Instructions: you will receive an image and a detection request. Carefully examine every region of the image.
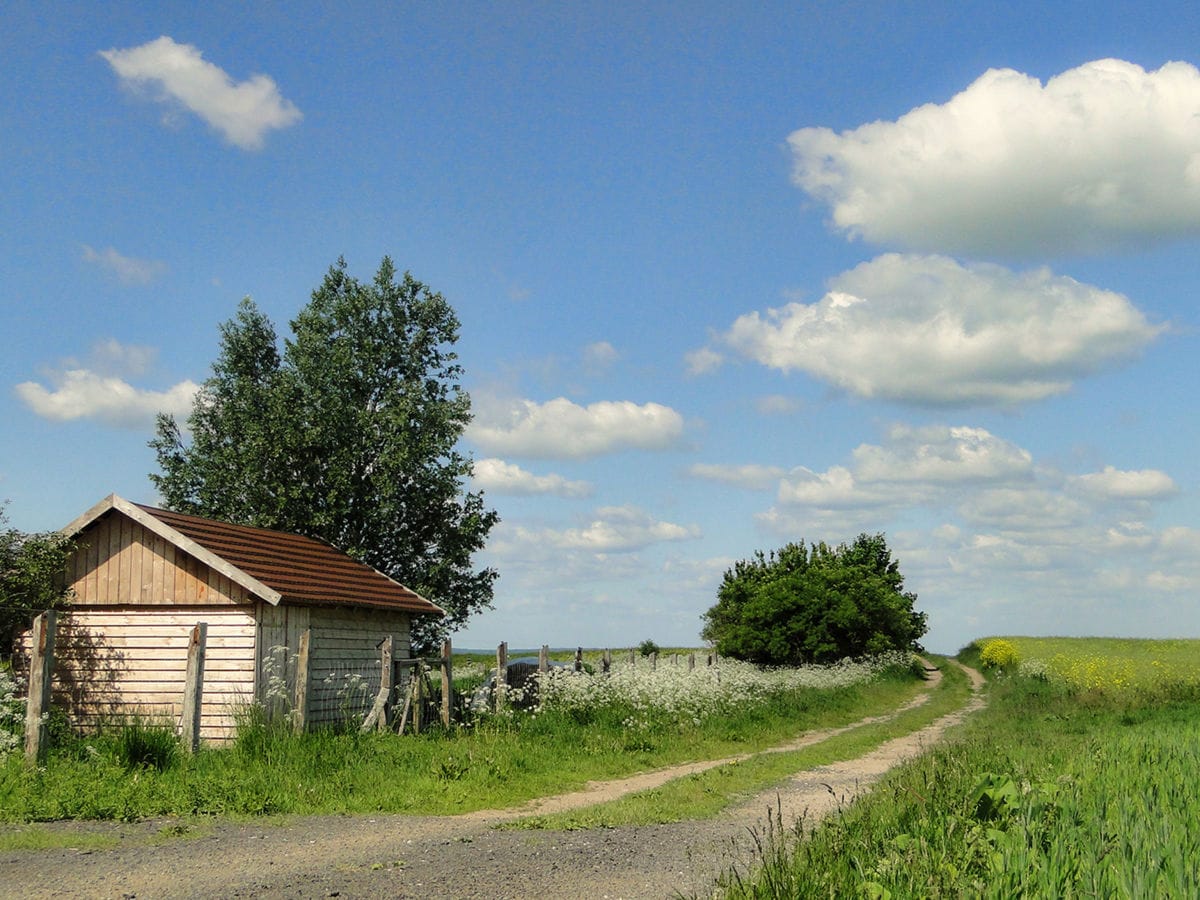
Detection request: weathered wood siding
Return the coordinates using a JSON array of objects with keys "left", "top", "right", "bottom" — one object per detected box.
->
[
  {"left": 43, "top": 607, "right": 256, "bottom": 743},
  {"left": 68, "top": 511, "right": 250, "bottom": 606},
  {"left": 306, "top": 606, "right": 412, "bottom": 727}
]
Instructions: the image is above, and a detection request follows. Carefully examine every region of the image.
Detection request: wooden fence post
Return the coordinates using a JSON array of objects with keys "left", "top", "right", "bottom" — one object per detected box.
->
[
  {"left": 180, "top": 622, "right": 207, "bottom": 753},
  {"left": 649, "top": 651, "right": 657, "bottom": 671},
  {"left": 413, "top": 660, "right": 425, "bottom": 734},
  {"left": 602, "top": 649, "right": 611, "bottom": 675},
  {"left": 628, "top": 648, "right": 636, "bottom": 666},
  {"left": 24, "top": 610, "right": 57, "bottom": 766},
  {"left": 539, "top": 644, "right": 549, "bottom": 673},
  {"left": 441, "top": 639, "right": 453, "bottom": 728},
  {"left": 688, "top": 652, "right": 696, "bottom": 671},
  {"left": 292, "top": 629, "right": 310, "bottom": 735},
  {"left": 360, "top": 635, "right": 394, "bottom": 733},
  {"left": 574, "top": 647, "right": 583, "bottom": 672},
  {"left": 495, "top": 642, "right": 508, "bottom": 713}
]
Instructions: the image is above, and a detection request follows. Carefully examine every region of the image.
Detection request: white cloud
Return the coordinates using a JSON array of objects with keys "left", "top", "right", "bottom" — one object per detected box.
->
[
  {"left": 582, "top": 341, "right": 619, "bottom": 375},
  {"left": 469, "top": 396, "right": 685, "bottom": 459},
  {"left": 100, "top": 36, "right": 301, "bottom": 150},
  {"left": 81, "top": 245, "right": 166, "bottom": 285},
  {"left": 687, "top": 462, "right": 785, "bottom": 490},
  {"left": 492, "top": 506, "right": 700, "bottom": 556},
  {"left": 852, "top": 424, "right": 1033, "bottom": 483},
  {"left": 790, "top": 58, "right": 1200, "bottom": 256},
  {"left": 776, "top": 464, "right": 924, "bottom": 511},
  {"left": 684, "top": 347, "right": 724, "bottom": 376},
  {"left": 555, "top": 506, "right": 701, "bottom": 552},
  {"left": 472, "top": 458, "right": 592, "bottom": 498},
  {"left": 959, "top": 487, "right": 1093, "bottom": 531},
  {"left": 15, "top": 370, "right": 198, "bottom": 429},
  {"left": 721, "top": 254, "right": 1163, "bottom": 407},
  {"left": 1071, "top": 466, "right": 1178, "bottom": 500}
]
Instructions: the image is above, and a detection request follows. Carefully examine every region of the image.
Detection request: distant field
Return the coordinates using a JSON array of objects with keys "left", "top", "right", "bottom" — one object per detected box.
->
[{"left": 984, "top": 635, "right": 1200, "bottom": 692}]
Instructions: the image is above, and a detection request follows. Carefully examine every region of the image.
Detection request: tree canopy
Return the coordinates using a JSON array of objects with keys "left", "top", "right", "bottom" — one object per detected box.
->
[
  {"left": 1, "top": 504, "right": 74, "bottom": 660},
  {"left": 150, "top": 257, "right": 498, "bottom": 650},
  {"left": 701, "top": 534, "right": 927, "bottom": 665}
]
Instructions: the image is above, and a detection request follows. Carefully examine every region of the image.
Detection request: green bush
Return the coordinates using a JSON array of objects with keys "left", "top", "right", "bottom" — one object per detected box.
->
[{"left": 702, "top": 534, "right": 927, "bottom": 665}]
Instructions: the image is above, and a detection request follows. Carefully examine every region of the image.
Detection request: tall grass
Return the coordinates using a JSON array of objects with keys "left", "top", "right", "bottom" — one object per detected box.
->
[
  {"left": 721, "top": 642, "right": 1200, "bottom": 898},
  {"left": 0, "top": 653, "right": 922, "bottom": 822}
]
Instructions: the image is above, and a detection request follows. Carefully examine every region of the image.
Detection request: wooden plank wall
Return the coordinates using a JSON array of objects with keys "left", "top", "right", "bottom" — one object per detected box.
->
[
  {"left": 68, "top": 511, "right": 249, "bottom": 606},
  {"left": 45, "top": 608, "right": 256, "bottom": 743},
  {"left": 255, "top": 603, "right": 311, "bottom": 716},
  {"left": 305, "top": 607, "right": 412, "bottom": 728}
]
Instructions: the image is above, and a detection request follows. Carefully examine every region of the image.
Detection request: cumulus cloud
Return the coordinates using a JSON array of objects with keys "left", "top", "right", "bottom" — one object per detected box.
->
[
  {"left": 851, "top": 424, "right": 1033, "bottom": 483},
  {"left": 767, "top": 424, "right": 1032, "bottom": 520},
  {"left": 15, "top": 340, "right": 197, "bottom": 429},
  {"left": 469, "top": 396, "right": 685, "bottom": 459},
  {"left": 493, "top": 506, "right": 700, "bottom": 555},
  {"left": 554, "top": 506, "right": 701, "bottom": 552},
  {"left": 100, "top": 36, "right": 301, "bottom": 150},
  {"left": 472, "top": 458, "right": 592, "bottom": 498},
  {"left": 15, "top": 370, "right": 198, "bottom": 429},
  {"left": 82, "top": 245, "right": 166, "bottom": 285},
  {"left": 718, "top": 254, "right": 1163, "bottom": 406},
  {"left": 1071, "top": 465, "right": 1178, "bottom": 500},
  {"left": 790, "top": 58, "right": 1200, "bottom": 256},
  {"left": 757, "top": 423, "right": 1182, "bottom": 548},
  {"left": 687, "top": 462, "right": 785, "bottom": 490}
]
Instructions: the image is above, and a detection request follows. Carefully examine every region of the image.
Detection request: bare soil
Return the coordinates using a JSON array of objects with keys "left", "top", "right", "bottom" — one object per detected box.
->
[{"left": 0, "top": 662, "right": 985, "bottom": 900}]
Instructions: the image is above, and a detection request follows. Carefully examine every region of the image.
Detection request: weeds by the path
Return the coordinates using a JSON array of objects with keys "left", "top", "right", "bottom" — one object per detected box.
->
[{"left": 506, "top": 658, "right": 969, "bottom": 829}]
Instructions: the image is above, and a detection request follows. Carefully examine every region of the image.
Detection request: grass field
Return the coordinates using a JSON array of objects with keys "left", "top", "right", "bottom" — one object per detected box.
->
[
  {"left": 722, "top": 637, "right": 1200, "bottom": 898},
  {"left": 982, "top": 635, "right": 1200, "bottom": 694}
]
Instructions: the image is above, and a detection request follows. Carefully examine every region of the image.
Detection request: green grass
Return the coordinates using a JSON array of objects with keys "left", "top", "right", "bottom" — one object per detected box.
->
[
  {"left": 721, "top": 639, "right": 1200, "bottom": 899},
  {"left": 508, "top": 658, "right": 968, "bottom": 830},
  {"left": 0, "top": 659, "right": 925, "bottom": 823}
]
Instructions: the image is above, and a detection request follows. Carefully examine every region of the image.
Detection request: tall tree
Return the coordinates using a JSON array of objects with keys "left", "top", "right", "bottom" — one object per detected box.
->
[
  {"left": 151, "top": 257, "right": 498, "bottom": 649},
  {"left": 701, "top": 534, "right": 927, "bottom": 665}
]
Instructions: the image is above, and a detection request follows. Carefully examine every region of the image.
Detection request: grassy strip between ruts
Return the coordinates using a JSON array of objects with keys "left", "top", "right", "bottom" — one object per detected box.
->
[
  {"left": 718, "top": 643, "right": 1200, "bottom": 899},
  {"left": 503, "top": 657, "right": 969, "bottom": 830},
  {"left": 0, "top": 658, "right": 925, "bottom": 823}
]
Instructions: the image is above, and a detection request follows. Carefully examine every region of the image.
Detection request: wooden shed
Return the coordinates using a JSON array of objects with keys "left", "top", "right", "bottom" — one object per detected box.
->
[{"left": 38, "top": 494, "right": 443, "bottom": 743}]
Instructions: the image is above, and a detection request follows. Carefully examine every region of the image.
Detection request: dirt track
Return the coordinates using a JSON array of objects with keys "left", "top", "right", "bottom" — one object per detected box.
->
[{"left": 0, "top": 662, "right": 985, "bottom": 899}]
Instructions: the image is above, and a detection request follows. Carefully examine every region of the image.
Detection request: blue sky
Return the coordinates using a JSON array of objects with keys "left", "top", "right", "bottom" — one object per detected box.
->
[{"left": 4, "top": 2, "right": 1200, "bottom": 653}]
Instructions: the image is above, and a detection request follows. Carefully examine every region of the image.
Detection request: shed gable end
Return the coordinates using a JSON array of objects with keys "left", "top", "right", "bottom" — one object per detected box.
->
[{"left": 68, "top": 510, "right": 252, "bottom": 607}]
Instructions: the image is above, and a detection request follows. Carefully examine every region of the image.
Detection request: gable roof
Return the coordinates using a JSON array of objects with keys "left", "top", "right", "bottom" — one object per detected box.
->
[{"left": 64, "top": 495, "right": 444, "bottom": 616}]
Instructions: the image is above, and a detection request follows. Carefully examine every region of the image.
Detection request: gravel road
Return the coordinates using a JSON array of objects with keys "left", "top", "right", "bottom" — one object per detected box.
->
[{"left": 0, "top": 662, "right": 984, "bottom": 900}]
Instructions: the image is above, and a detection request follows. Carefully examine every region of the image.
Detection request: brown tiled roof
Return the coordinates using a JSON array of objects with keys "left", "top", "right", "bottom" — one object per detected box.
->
[{"left": 136, "top": 504, "right": 443, "bottom": 616}]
